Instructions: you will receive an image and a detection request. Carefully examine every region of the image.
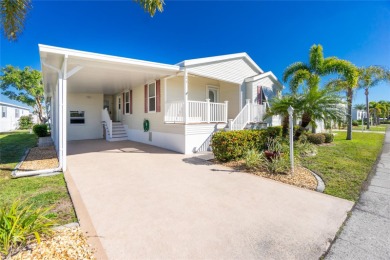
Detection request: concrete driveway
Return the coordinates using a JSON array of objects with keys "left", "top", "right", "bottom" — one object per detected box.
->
[{"left": 66, "top": 139, "right": 353, "bottom": 259}]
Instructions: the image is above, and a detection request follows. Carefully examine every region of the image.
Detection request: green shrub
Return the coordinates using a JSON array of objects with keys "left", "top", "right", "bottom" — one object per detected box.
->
[
  {"left": 352, "top": 120, "right": 359, "bottom": 126},
  {"left": 261, "top": 152, "right": 291, "bottom": 174},
  {"left": 32, "top": 124, "right": 48, "bottom": 137},
  {"left": 0, "top": 200, "right": 56, "bottom": 257},
  {"left": 244, "top": 149, "right": 262, "bottom": 170},
  {"left": 307, "top": 133, "right": 325, "bottom": 144},
  {"left": 295, "top": 141, "right": 318, "bottom": 157},
  {"left": 18, "top": 115, "right": 33, "bottom": 130},
  {"left": 264, "top": 126, "right": 282, "bottom": 138},
  {"left": 322, "top": 133, "right": 334, "bottom": 143},
  {"left": 212, "top": 130, "right": 265, "bottom": 161}
]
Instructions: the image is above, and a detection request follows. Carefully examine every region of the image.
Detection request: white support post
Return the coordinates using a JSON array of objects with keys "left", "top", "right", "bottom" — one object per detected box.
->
[
  {"left": 229, "top": 119, "right": 233, "bottom": 130},
  {"left": 206, "top": 99, "right": 210, "bottom": 123},
  {"left": 61, "top": 55, "right": 68, "bottom": 171},
  {"left": 224, "top": 101, "right": 228, "bottom": 123},
  {"left": 58, "top": 76, "right": 63, "bottom": 173},
  {"left": 246, "top": 99, "right": 250, "bottom": 121},
  {"left": 184, "top": 69, "right": 188, "bottom": 124},
  {"left": 62, "top": 78, "right": 67, "bottom": 171}
]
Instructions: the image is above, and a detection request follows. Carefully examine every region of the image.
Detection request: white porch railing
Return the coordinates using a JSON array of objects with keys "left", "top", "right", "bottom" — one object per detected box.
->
[
  {"left": 228, "top": 100, "right": 265, "bottom": 130},
  {"left": 101, "top": 108, "right": 112, "bottom": 139},
  {"left": 165, "top": 100, "right": 228, "bottom": 123}
]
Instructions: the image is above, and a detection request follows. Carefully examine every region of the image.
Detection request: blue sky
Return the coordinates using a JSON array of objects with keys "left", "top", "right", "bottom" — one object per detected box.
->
[{"left": 1, "top": 0, "right": 389, "bottom": 108}]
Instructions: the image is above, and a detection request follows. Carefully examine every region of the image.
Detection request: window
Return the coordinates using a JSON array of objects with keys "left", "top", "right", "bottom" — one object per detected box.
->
[
  {"left": 2, "top": 107, "right": 6, "bottom": 118},
  {"left": 15, "top": 109, "right": 20, "bottom": 118},
  {"left": 125, "top": 91, "right": 130, "bottom": 114},
  {"left": 70, "top": 111, "right": 85, "bottom": 124},
  {"left": 148, "top": 82, "right": 156, "bottom": 112}
]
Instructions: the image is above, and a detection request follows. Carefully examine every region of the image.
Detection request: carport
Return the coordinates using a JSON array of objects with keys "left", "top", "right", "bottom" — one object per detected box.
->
[{"left": 65, "top": 139, "right": 353, "bottom": 259}]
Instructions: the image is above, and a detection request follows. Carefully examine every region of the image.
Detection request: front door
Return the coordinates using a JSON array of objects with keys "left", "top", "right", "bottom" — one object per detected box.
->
[
  {"left": 116, "top": 95, "right": 122, "bottom": 122},
  {"left": 207, "top": 86, "right": 219, "bottom": 103}
]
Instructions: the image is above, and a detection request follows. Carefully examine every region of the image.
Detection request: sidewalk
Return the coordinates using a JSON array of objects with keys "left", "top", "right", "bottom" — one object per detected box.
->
[{"left": 326, "top": 128, "right": 390, "bottom": 259}]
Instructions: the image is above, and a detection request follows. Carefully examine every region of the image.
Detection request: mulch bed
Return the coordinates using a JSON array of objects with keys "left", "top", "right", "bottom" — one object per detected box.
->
[
  {"left": 12, "top": 227, "right": 95, "bottom": 260},
  {"left": 19, "top": 146, "right": 59, "bottom": 171},
  {"left": 222, "top": 160, "right": 318, "bottom": 190}
]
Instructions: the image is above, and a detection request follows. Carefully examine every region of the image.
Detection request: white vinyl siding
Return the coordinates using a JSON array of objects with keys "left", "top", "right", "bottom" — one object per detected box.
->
[{"left": 187, "top": 58, "right": 258, "bottom": 84}]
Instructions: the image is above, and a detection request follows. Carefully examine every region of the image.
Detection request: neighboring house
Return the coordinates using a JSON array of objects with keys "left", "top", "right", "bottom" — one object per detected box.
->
[
  {"left": 39, "top": 45, "right": 283, "bottom": 170},
  {"left": 352, "top": 109, "right": 366, "bottom": 121},
  {"left": 0, "top": 102, "right": 31, "bottom": 132}
]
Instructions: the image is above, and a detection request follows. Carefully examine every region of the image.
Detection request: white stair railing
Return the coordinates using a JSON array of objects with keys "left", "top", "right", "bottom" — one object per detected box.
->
[
  {"left": 101, "top": 108, "right": 112, "bottom": 139},
  {"left": 228, "top": 100, "right": 265, "bottom": 131}
]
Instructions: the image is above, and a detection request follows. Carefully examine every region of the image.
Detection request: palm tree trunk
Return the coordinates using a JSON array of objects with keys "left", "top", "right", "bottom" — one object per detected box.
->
[
  {"left": 346, "top": 88, "right": 353, "bottom": 140},
  {"left": 282, "top": 114, "right": 289, "bottom": 137},
  {"left": 365, "top": 88, "right": 370, "bottom": 129},
  {"left": 294, "top": 111, "right": 311, "bottom": 140}
]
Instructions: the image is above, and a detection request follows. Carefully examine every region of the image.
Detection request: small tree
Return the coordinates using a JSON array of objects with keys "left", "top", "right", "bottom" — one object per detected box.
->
[
  {"left": 18, "top": 115, "right": 33, "bottom": 129},
  {"left": 0, "top": 65, "right": 45, "bottom": 123}
]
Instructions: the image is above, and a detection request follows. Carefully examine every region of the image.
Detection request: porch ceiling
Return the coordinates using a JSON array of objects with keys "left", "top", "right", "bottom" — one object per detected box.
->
[{"left": 39, "top": 45, "right": 180, "bottom": 95}]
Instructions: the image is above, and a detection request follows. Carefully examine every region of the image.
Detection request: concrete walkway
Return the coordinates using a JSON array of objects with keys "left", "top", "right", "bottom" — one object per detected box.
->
[
  {"left": 326, "top": 128, "right": 390, "bottom": 259},
  {"left": 66, "top": 139, "right": 353, "bottom": 259}
]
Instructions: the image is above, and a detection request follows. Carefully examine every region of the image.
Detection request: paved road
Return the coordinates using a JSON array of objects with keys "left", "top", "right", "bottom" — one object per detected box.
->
[
  {"left": 326, "top": 128, "right": 390, "bottom": 259},
  {"left": 66, "top": 139, "right": 353, "bottom": 260}
]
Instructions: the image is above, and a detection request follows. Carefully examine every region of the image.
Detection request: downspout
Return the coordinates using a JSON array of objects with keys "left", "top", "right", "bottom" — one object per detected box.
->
[{"left": 13, "top": 59, "right": 66, "bottom": 178}]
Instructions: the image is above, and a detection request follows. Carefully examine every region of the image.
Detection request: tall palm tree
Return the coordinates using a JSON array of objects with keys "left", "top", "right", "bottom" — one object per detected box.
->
[
  {"left": 283, "top": 44, "right": 357, "bottom": 137},
  {"left": 358, "top": 66, "right": 390, "bottom": 129},
  {"left": 1, "top": 0, "right": 164, "bottom": 41}
]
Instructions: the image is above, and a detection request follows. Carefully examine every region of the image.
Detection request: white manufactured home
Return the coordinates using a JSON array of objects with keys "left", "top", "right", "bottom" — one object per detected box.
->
[
  {"left": 0, "top": 102, "right": 31, "bottom": 132},
  {"left": 39, "top": 45, "right": 283, "bottom": 170}
]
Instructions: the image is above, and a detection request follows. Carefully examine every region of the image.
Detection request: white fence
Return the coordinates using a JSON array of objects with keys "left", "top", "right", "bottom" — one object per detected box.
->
[{"left": 165, "top": 100, "right": 228, "bottom": 123}]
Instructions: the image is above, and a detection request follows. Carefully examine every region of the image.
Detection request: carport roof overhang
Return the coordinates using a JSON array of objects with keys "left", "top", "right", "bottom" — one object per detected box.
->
[{"left": 39, "top": 44, "right": 181, "bottom": 95}]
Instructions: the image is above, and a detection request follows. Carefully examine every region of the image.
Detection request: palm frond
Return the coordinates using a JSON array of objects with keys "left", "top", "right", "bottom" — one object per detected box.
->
[
  {"left": 288, "top": 70, "right": 311, "bottom": 94},
  {"left": 0, "top": 0, "right": 31, "bottom": 41},
  {"left": 309, "top": 44, "right": 324, "bottom": 72},
  {"left": 282, "top": 62, "right": 309, "bottom": 83},
  {"left": 134, "top": 0, "right": 164, "bottom": 17}
]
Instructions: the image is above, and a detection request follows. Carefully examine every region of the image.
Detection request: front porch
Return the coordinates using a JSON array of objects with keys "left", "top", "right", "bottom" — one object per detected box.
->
[{"left": 165, "top": 99, "right": 228, "bottom": 124}]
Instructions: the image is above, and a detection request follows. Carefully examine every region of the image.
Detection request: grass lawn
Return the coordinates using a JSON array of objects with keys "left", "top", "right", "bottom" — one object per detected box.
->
[
  {"left": 301, "top": 131, "right": 385, "bottom": 201},
  {"left": 352, "top": 124, "right": 388, "bottom": 132},
  {"left": 0, "top": 131, "right": 76, "bottom": 224}
]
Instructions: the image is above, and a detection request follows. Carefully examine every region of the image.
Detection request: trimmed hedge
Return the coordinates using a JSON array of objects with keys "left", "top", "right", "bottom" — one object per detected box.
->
[
  {"left": 306, "top": 133, "right": 325, "bottom": 144},
  {"left": 322, "top": 133, "right": 334, "bottom": 143},
  {"left": 33, "top": 124, "right": 48, "bottom": 137},
  {"left": 211, "top": 127, "right": 283, "bottom": 162},
  {"left": 264, "top": 126, "right": 282, "bottom": 138},
  {"left": 352, "top": 120, "right": 359, "bottom": 126}
]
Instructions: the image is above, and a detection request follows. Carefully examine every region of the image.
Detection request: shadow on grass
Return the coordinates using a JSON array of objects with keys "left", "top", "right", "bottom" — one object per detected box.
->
[{"left": 0, "top": 132, "right": 37, "bottom": 165}]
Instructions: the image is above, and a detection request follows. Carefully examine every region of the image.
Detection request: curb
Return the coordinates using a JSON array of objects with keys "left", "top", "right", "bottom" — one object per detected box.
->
[{"left": 304, "top": 167, "right": 325, "bottom": 192}]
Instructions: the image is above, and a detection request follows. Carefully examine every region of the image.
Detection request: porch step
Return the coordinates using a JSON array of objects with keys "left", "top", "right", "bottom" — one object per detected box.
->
[{"left": 107, "top": 122, "right": 129, "bottom": 141}]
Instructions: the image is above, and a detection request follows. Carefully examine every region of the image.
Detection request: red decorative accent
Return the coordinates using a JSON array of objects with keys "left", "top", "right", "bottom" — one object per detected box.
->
[
  {"left": 257, "top": 86, "right": 262, "bottom": 104},
  {"left": 130, "top": 90, "right": 133, "bottom": 114},
  {"left": 156, "top": 80, "right": 161, "bottom": 112},
  {"left": 144, "top": 84, "right": 148, "bottom": 113}
]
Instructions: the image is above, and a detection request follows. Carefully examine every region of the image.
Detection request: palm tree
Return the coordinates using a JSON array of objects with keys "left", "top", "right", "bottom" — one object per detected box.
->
[
  {"left": 283, "top": 44, "right": 357, "bottom": 137},
  {"left": 1, "top": 0, "right": 164, "bottom": 41},
  {"left": 369, "top": 101, "right": 385, "bottom": 125},
  {"left": 267, "top": 89, "right": 345, "bottom": 140},
  {"left": 354, "top": 104, "right": 365, "bottom": 110},
  {"left": 357, "top": 66, "right": 390, "bottom": 129}
]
